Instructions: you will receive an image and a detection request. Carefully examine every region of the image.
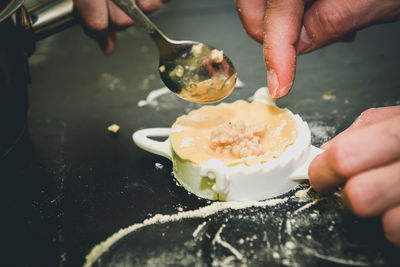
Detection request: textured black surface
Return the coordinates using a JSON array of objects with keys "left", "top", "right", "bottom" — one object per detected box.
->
[
  {"left": 1, "top": 0, "right": 400, "bottom": 266},
  {"left": 91, "top": 185, "right": 400, "bottom": 267}
]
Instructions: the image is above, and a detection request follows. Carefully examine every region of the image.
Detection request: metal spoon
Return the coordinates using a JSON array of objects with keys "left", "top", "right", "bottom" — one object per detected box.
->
[{"left": 111, "top": 0, "right": 237, "bottom": 104}]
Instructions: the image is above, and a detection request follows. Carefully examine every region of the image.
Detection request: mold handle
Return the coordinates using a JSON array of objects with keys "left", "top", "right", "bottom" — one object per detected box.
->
[
  {"left": 288, "top": 145, "right": 324, "bottom": 180},
  {"left": 132, "top": 128, "right": 172, "bottom": 160}
]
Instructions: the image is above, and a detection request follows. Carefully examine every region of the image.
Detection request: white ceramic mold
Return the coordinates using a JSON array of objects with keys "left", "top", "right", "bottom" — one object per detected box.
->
[{"left": 133, "top": 87, "right": 323, "bottom": 201}]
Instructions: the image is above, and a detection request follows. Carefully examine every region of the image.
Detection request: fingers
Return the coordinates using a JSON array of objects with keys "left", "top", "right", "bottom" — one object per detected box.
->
[
  {"left": 136, "top": 0, "right": 163, "bottom": 14},
  {"left": 342, "top": 161, "right": 400, "bottom": 218},
  {"left": 297, "top": 0, "right": 400, "bottom": 54},
  {"left": 263, "top": 0, "right": 306, "bottom": 98},
  {"left": 382, "top": 205, "right": 400, "bottom": 247},
  {"left": 349, "top": 106, "right": 400, "bottom": 131},
  {"left": 75, "top": 0, "right": 165, "bottom": 55},
  {"left": 322, "top": 106, "right": 400, "bottom": 149},
  {"left": 235, "top": 0, "right": 266, "bottom": 43},
  {"left": 74, "top": 0, "right": 110, "bottom": 51},
  {"left": 108, "top": 0, "right": 134, "bottom": 31},
  {"left": 74, "top": 0, "right": 117, "bottom": 54},
  {"left": 100, "top": 31, "right": 117, "bottom": 55},
  {"left": 309, "top": 115, "right": 400, "bottom": 193}
]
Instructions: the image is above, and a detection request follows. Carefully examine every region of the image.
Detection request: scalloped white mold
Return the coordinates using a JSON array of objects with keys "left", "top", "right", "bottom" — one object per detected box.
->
[{"left": 133, "top": 87, "right": 323, "bottom": 201}]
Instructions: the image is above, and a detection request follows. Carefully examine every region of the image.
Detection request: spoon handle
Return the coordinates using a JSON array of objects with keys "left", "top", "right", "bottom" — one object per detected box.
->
[{"left": 111, "top": 0, "right": 169, "bottom": 43}]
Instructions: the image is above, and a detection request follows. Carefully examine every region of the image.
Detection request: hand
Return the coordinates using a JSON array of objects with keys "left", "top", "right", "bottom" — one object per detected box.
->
[
  {"left": 308, "top": 106, "right": 400, "bottom": 247},
  {"left": 235, "top": 0, "right": 400, "bottom": 98},
  {"left": 74, "top": 0, "right": 167, "bottom": 55}
]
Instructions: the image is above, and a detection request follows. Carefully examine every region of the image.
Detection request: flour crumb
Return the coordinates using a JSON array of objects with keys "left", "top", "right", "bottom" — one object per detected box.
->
[
  {"left": 192, "top": 221, "right": 206, "bottom": 238},
  {"left": 295, "top": 189, "right": 307, "bottom": 199},
  {"left": 272, "top": 251, "right": 280, "bottom": 259},
  {"left": 137, "top": 100, "right": 148, "bottom": 107},
  {"left": 107, "top": 124, "right": 120, "bottom": 133},
  {"left": 322, "top": 89, "right": 336, "bottom": 101},
  {"left": 285, "top": 241, "right": 296, "bottom": 250},
  {"left": 155, "top": 163, "right": 164, "bottom": 170}
]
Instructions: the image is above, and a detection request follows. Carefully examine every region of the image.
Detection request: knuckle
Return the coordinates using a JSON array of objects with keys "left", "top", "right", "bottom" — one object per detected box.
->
[
  {"left": 329, "top": 141, "right": 351, "bottom": 176},
  {"left": 344, "top": 178, "right": 375, "bottom": 218},
  {"left": 137, "top": 0, "right": 162, "bottom": 14},
  {"left": 84, "top": 17, "right": 107, "bottom": 34},
  {"left": 352, "top": 108, "right": 377, "bottom": 127},
  {"left": 112, "top": 16, "right": 133, "bottom": 29},
  {"left": 358, "top": 108, "right": 377, "bottom": 121},
  {"left": 315, "top": 5, "right": 350, "bottom": 38},
  {"left": 388, "top": 126, "right": 400, "bottom": 147}
]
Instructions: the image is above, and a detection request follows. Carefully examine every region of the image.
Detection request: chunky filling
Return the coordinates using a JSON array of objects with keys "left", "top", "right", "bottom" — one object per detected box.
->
[{"left": 209, "top": 121, "right": 266, "bottom": 158}]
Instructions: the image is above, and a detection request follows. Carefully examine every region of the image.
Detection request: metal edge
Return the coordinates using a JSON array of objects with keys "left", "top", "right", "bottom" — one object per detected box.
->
[{"left": 0, "top": 0, "right": 24, "bottom": 23}]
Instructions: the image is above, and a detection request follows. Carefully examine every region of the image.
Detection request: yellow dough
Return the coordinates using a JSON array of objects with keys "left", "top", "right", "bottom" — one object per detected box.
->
[{"left": 170, "top": 100, "right": 298, "bottom": 166}]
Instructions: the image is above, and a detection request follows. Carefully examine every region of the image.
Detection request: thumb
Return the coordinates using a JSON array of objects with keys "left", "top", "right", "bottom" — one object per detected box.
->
[{"left": 296, "top": 0, "right": 400, "bottom": 54}]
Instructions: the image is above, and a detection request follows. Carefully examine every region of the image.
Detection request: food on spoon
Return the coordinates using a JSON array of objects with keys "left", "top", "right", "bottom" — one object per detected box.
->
[
  {"left": 191, "top": 43, "right": 204, "bottom": 57},
  {"left": 169, "top": 65, "right": 185, "bottom": 78},
  {"left": 210, "top": 49, "right": 224, "bottom": 63}
]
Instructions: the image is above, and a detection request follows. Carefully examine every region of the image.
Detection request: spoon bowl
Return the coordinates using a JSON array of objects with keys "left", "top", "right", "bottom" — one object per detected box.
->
[
  {"left": 112, "top": 0, "right": 236, "bottom": 103},
  {"left": 158, "top": 40, "right": 237, "bottom": 103}
]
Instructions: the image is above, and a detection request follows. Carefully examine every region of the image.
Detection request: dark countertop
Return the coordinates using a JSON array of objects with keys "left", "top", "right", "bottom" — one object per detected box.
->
[{"left": 1, "top": 0, "right": 400, "bottom": 266}]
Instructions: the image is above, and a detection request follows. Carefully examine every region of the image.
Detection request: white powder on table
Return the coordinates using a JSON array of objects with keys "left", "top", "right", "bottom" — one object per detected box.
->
[{"left": 83, "top": 197, "right": 288, "bottom": 267}]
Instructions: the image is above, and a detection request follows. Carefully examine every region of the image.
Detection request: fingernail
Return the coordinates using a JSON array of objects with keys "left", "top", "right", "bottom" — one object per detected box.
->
[
  {"left": 99, "top": 33, "right": 116, "bottom": 56},
  {"left": 267, "top": 69, "right": 279, "bottom": 97},
  {"left": 296, "top": 26, "right": 312, "bottom": 54},
  {"left": 274, "top": 84, "right": 292, "bottom": 98}
]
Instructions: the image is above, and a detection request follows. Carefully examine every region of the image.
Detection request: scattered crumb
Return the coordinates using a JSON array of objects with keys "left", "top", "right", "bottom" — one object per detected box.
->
[
  {"left": 285, "top": 241, "right": 296, "bottom": 249},
  {"left": 159, "top": 65, "right": 166, "bottom": 73},
  {"left": 137, "top": 100, "right": 148, "bottom": 107},
  {"left": 107, "top": 124, "right": 120, "bottom": 133},
  {"left": 295, "top": 189, "right": 307, "bottom": 199},
  {"left": 322, "top": 89, "right": 336, "bottom": 101},
  {"left": 99, "top": 72, "right": 125, "bottom": 91},
  {"left": 306, "top": 235, "right": 312, "bottom": 240},
  {"left": 272, "top": 252, "right": 280, "bottom": 259},
  {"left": 333, "top": 192, "right": 341, "bottom": 198},
  {"left": 155, "top": 163, "right": 164, "bottom": 170},
  {"left": 210, "top": 49, "right": 224, "bottom": 63}
]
